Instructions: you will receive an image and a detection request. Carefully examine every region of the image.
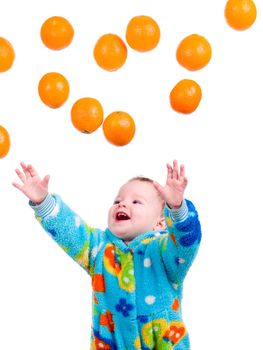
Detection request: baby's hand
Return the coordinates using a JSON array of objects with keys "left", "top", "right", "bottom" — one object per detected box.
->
[
  {"left": 12, "top": 162, "right": 50, "bottom": 204},
  {"left": 153, "top": 160, "right": 188, "bottom": 209}
]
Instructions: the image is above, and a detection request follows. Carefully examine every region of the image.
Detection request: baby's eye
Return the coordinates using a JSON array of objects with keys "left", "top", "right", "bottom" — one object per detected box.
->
[
  {"left": 113, "top": 200, "right": 120, "bottom": 205},
  {"left": 133, "top": 200, "right": 142, "bottom": 204}
]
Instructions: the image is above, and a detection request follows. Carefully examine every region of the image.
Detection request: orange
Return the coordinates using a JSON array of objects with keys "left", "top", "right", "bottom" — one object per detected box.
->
[
  {"left": 38, "top": 72, "right": 70, "bottom": 108},
  {"left": 0, "top": 125, "right": 11, "bottom": 158},
  {"left": 93, "top": 34, "right": 127, "bottom": 71},
  {"left": 176, "top": 34, "right": 212, "bottom": 71},
  {"left": 225, "top": 0, "right": 257, "bottom": 30},
  {"left": 71, "top": 97, "right": 104, "bottom": 133},
  {"left": 169, "top": 79, "right": 202, "bottom": 114},
  {"left": 125, "top": 15, "right": 160, "bottom": 52},
  {"left": 103, "top": 111, "right": 136, "bottom": 146},
  {"left": 40, "top": 16, "right": 74, "bottom": 50},
  {"left": 0, "top": 37, "right": 15, "bottom": 72}
]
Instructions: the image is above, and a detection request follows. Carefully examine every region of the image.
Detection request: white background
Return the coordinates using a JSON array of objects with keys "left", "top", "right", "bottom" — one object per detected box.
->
[{"left": 1, "top": 0, "right": 263, "bottom": 349}]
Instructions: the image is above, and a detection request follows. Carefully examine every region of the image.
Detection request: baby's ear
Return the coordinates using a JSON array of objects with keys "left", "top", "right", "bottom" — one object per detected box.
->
[{"left": 154, "top": 216, "right": 166, "bottom": 231}]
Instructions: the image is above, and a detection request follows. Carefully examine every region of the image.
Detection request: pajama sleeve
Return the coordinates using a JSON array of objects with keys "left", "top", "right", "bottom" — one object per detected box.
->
[
  {"left": 30, "top": 194, "right": 104, "bottom": 276},
  {"left": 159, "top": 199, "right": 201, "bottom": 284}
]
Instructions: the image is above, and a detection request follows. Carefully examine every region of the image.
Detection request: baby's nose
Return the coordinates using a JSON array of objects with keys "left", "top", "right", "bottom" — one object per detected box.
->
[{"left": 118, "top": 201, "right": 127, "bottom": 208}]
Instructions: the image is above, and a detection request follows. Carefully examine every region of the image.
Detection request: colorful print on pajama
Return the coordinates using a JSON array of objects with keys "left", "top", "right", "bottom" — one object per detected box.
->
[{"left": 34, "top": 195, "right": 201, "bottom": 349}]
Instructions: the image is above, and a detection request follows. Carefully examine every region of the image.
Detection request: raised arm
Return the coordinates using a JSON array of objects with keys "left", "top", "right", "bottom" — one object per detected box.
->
[
  {"left": 12, "top": 162, "right": 103, "bottom": 276},
  {"left": 154, "top": 160, "right": 201, "bottom": 284}
]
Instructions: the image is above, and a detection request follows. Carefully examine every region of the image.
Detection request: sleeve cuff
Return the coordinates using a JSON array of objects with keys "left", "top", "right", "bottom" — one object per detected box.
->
[
  {"left": 29, "top": 194, "right": 56, "bottom": 218},
  {"left": 165, "top": 199, "right": 188, "bottom": 222}
]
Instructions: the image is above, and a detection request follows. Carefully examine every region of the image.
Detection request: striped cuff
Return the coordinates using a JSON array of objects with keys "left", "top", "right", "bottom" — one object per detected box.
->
[
  {"left": 29, "top": 194, "right": 56, "bottom": 218},
  {"left": 166, "top": 199, "right": 188, "bottom": 222}
]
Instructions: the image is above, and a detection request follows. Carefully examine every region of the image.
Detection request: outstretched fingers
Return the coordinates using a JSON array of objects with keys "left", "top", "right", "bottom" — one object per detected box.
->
[
  {"left": 12, "top": 165, "right": 29, "bottom": 193},
  {"left": 15, "top": 168, "right": 26, "bottom": 183},
  {"left": 179, "top": 164, "right": 185, "bottom": 179},
  {"left": 172, "top": 160, "right": 179, "bottom": 179},
  {"left": 20, "top": 162, "right": 31, "bottom": 179},
  {"left": 12, "top": 181, "right": 23, "bottom": 191},
  {"left": 42, "top": 175, "right": 50, "bottom": 187},
  {"left": 179, "top": 164, "right": 188, "bottom": 187},
  {"left": 166, "top": 163, "right": 173, "bottom": 181},
  {"left": 27, "top": 164, "right": 39, "bottom": 178},
  {"left": 167, "top": 160, "right": 181, "bottom": 180},
  {"left": 167, "top": 160, "right": 187, "bottom": 186}
]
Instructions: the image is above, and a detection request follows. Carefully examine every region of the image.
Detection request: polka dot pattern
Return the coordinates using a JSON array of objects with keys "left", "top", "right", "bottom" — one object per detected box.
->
[
  {"left": 144, "top": 258, "right": 152, "bottom": 267},
  {"left": 145, "top": 295, "right": 156, "bottom": 305}
]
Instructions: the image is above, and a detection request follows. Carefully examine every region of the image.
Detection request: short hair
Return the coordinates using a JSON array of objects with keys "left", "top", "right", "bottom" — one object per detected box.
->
[{"left": 129, "top": 175, "right": 154, "bottom": 183}]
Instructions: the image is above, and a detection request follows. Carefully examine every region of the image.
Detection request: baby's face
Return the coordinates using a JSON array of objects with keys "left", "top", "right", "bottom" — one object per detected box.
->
[{"left": 108, "top": 180, "right": 165, "bottom": 242}]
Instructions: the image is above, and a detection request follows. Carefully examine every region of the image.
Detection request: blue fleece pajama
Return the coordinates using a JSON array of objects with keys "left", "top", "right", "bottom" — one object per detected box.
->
[{"left": 31, "top": 194, "right": 201, "bottom": 350}]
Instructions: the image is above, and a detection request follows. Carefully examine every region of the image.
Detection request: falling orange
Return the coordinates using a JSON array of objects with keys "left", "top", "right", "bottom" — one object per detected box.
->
[
  {"left": 103, "top": 111, "right": 136, "bottom": 146},
  {"left": 225, "top": 0, "right": 257, "bottom": 30},
  {"left": 0, "top": 37, "right": 15, "bottom": 72},
  {"left": 71, "top": 97, "right": 104, "bottom": 133},
  {"left": 40, "top": 16, "right": 74, "bottom": 50},
  {"left": 169, "top": 79, "right": 202, "bottom": 114},
  {"left": 0, "top": 125, "right": 11, "bottom": 158},
  {"left": 38, "top": 72, "right": 70, "bottom": 108},
  {"left": 125, "top": 15, "right": 160, "bottom": 52},
  {"left": 93, "top": 34, "right": 127, "bottom": 71},
  {"left": 176, "top": 34, "right": 212, "bottom": 71}
]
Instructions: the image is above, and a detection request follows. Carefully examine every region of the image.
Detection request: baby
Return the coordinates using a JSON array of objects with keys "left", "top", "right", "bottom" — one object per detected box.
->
[{"left": 13, "top": 160, "right": 201, "bottom": 350}]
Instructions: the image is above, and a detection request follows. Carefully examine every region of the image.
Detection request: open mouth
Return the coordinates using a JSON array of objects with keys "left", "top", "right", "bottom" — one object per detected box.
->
[{"left": 115, "top": 211, "right": 130, "bottom": 221}]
